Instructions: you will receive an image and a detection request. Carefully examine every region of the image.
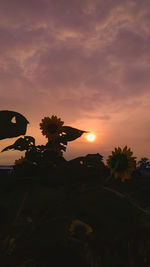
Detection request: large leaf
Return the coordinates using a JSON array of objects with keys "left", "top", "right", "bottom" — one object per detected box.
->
[
  {"left": 60, "top": 126, "right": 87, "bottom": 142},
  {"left": 1, "top": 136, "right": 35, "bottom": 152},
  {"left": 0, "top": 110, "right": 29, "bottom": 140}
]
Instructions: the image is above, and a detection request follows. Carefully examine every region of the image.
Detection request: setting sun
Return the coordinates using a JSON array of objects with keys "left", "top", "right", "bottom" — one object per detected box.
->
[{"left": 86, "top": 133, "right": 96, "bottom": 142}]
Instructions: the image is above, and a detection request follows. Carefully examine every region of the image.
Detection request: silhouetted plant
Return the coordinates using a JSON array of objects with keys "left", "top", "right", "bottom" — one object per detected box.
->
[{"left": 2, "top": 114, "right": 87, "bottom": 175}]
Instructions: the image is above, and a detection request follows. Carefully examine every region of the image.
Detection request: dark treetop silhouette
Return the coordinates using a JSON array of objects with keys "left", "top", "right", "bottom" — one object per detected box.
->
[{"left": 0, "top": 110, "right": 29, "bottom": 140}]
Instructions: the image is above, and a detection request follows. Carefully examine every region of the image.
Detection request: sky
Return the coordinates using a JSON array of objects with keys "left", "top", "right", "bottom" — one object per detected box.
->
[{"left": 0, "top": 0, "right": 150, "bottom": 165}]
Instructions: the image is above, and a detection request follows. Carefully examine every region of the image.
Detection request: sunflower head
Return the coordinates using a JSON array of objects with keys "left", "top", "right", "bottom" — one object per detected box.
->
[
  {"left": 106, "top": 146, "right": 136, "bottom": 182},
  {"left": 39, "top": 115, "right": 64, "bottom": 140},
  {"left": 69, "top": 219, "right": 93, "bottom": 237}
]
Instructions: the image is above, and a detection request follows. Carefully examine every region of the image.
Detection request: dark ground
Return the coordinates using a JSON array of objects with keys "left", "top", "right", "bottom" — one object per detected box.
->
[{"left": 0, "top": 168, "right": 150, "bottom": 267}]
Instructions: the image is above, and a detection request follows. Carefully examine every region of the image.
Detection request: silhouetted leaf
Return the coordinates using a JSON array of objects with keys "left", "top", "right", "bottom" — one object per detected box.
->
[
  {"left": 61, "top": 126, "right": 87, "bottom": 142},
  {"left": 0, "top": 110, "right": 29, "bottom": 140},
  {"left": 1, "top": 136, "right": 35, "bottom": 152},
  {"left": 23, "top": 136, "right": 35, "bottom": 146},
  {"left": 1, "top": 144, "right": 15, "bottom": 152}
]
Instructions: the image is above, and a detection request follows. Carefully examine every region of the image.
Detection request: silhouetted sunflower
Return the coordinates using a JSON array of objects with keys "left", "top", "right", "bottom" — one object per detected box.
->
[
  {"left": 39, "top": 115, "right": 64, "bottom": 140},
  {"left": 106, "top": 146, "right": 136, "bottom": 182},
  {"left": 69, "top": 219, "right": 93, "bottom": 236}
]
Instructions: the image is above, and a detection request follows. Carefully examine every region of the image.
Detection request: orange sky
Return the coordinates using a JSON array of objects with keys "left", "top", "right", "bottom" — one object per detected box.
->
[{"left": 0, "top": 0, "right": 150, "bottom": 165}]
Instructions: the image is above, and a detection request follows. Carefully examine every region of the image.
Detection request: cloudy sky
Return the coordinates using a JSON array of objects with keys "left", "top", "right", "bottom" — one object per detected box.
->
[{"left": 0, "top": 0, "right": 150, "bottom": 165}]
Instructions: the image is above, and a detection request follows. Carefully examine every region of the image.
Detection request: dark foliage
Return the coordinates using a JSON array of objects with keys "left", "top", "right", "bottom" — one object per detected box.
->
[{"left": 0, "top": 110, "right": 29, "bottom": 140}]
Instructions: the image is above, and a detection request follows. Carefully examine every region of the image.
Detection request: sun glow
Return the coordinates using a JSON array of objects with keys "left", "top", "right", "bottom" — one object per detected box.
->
[{"left": 86, "top": 133, "right": 96, "bottom": 142}]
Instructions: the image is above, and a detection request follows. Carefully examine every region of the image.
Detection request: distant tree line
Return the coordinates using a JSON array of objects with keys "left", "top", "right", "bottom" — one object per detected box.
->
[{"left": 137, "top": 157, "right": 150, "bottom": 170}]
